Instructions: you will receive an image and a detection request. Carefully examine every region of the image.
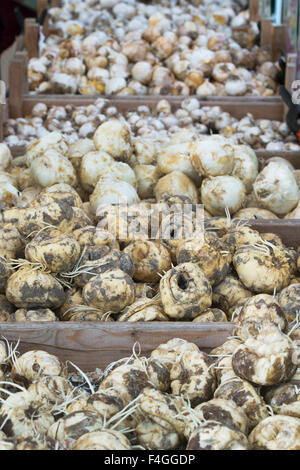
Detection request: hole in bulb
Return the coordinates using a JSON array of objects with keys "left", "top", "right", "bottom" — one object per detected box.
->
[{"left": 177, "top": 273, "right": 189, "bottom": 290}]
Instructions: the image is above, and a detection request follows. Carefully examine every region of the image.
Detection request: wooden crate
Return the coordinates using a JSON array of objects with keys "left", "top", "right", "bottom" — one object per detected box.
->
[
  {"left": 0, "top": 221, "right": 299, "bottom": 371},
  {"left": 1, "top": 39, "right": 292, "bottom": 143},
  {"left": 2, "top": 96, "right": 300, "bottom": 167},
  {"left": 5, "top": 145, "right": 300, "bottom": 172},
  {"left": 260, "top": 18, "right": 287, "bottom": 62},
  {"left": 8, "top": 11, "right": 289, "bottom": 119},
  {"left": 9, "top": 46, "right": 285, "bottom": 119}
]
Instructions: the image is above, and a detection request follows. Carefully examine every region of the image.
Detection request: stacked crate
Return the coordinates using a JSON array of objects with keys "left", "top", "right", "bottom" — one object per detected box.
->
[{"left": 0, "top": 0, "right": 300, "bottom": 367}]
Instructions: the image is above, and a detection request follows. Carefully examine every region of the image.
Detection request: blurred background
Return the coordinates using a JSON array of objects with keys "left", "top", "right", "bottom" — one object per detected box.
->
[
  {"left": 0, "top": 0, "right": 37, "bottom": 53},
  {"left": 0, "top": 1, "right": 298, "bottom": 54}
]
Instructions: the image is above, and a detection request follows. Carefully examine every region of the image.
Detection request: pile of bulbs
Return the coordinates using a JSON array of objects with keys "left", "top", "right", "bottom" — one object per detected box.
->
[
  {"left": 0, "top": 116, "right": 300, "bottom": 323},
  {"left": 27, "top": 0, "right": 279, "bottom": 96},
  {"left": 3, "top": 98, "right": 299, "bottom": 151},
  {"left": 0, "top": 330, "right": 300, "bottom": 450},
  {"left": 0, "top": 195, "right": 300, "bottom": 322},
  {"left": 1, "top": 116, "right": 300, "bottom": 218}
]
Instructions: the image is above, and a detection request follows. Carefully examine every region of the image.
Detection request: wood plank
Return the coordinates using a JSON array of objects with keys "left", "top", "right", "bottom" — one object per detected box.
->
[
  {"left": 21, "top": 94, "right": 283, "bottom": 105},
  {"left": 0, "top": 323, "right": 234, "bottom": 371},
  {"left": 250, "top": 0, "right": 260, "bottom": 22},
  {"left": 2, "top": 94, "right": 297, "bottom": 160},
  {"left": 285, "top": 53, "right": 297, "bottom": 92},
  {"left": 248, "top": 220, "right": 300, "bottom": 248},
  {"left": 25, "top": 19, "right": 40, "bottom": 59},
  {"left": 9, "top": 58, "right": 25, "bottom": 119},
  {"left": 9, "top": 51, "right": 28, "bottom": 119},
  {"left": 51, "top": 0, "right": 62, "bottom": 6},
  {"left": 14, "top": 35, "right": 25, "bottom": 52},
  {"left": 0, "top": 36, "right": 24, "bottom": 92},
  {"left": 261, "top": 20, "right": 288, "bottom": 60},
  {"left": 37, "top": 0, "right": 48, "bottom": 18},
  {"left": 271, "top": 24, "right": 287, "bottom": 61},
  {"left": 284, "top": 53, "right": 298, "bottom": 118},
  {"left": 0, "top": 103, "right": 8, "bottom": 143},
  {"left": 261, "top": 18, "right": 273, "bottom": 53},
  {"left": 20, "top": 95, "right": 284, "bottom": 121},
  {"left": 38, "top": 0, "right": 50, "bottom": 37},
  {"left": 256, "top": 151, "right": 300, "bottom": 169}
]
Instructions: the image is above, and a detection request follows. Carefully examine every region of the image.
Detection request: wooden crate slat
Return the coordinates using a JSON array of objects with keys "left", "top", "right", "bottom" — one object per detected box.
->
[
  {"left": 4, "top": 83, "right": 299, "bottom": 160},
  {"left": 9, "top": 54, "right": 28, "bottom": 119},
  {"left": 21, "top": 94, "right": 283, "bottom": 104},
  {"left": 248, "top": 220, "right": 300, "bottom": 248},
  {"left": 0, "top": 222, "right": 299, "bottom": 370},
  {"left": 256, "top": 151, "right": 300, "bottom": 169},
  {"left": 37, "top": 0, "right": 48, "bottom": 18},
  {"left": 14, "top": 35, "right": 25, "bottom": 52},
  {"left": 271, "top": 24, "right": 287, "bottom": 61},
  {"left": 0, "top": 103, "right": 6, "bottom": 142},
  {"left": 51, "top": 0, "right": 62, "bottom": 7},
  {"left": 20, "top": 95, "right": 284, "bottom": 121},
  {"left": 285, "top": 54, "right": 298, "bottom": 92},
  {"left": 0, "top": 323, "right": 234, "bottom": 371},
  {"left": 260, "top": 18, "right": 273, "bottom": 53},
  {"left": 4, "top": 107, "right": 300, "bottom": 167},
  {"left": 250, "top": 0, "right": 260, "bottom": 22},
  {"left": 37, "top": 0, "right": 50, "bottom": 37},
  {"left": 25, "top": 18, "right": 40, "bottom": 60}
]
